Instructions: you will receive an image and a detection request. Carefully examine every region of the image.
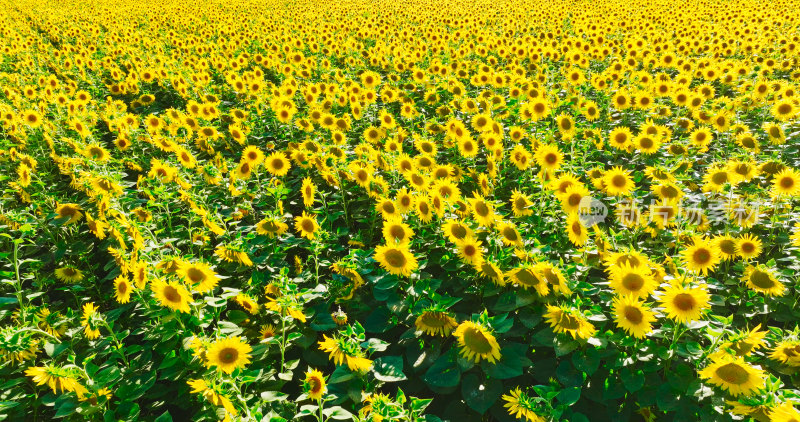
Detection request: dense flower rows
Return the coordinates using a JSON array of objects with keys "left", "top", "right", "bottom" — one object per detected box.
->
[{"left": 1, "top": 0, "right": 800, "bottom": 420}]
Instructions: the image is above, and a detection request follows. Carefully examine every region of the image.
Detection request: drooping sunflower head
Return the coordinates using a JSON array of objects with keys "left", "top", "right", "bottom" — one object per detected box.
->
[
  {"left": 544, "top": 305, "right": 596, "bottom": 340},
  {"left": 453, "top": 320, "right": 501, "bottom": 364},
  {"left": 415, "top": 311, "right": 458, "bottom": 337}
]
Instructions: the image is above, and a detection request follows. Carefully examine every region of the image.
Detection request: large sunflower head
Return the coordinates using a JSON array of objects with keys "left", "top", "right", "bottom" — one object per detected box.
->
[
  {"left": 151, "top": 278, "right": 192, "bottom": 313},
  {"left": 742, "top": 264, "right": 785, "bottom": 296},
  {"left": 373, "top": 244, "right": 418, "bottom": 277},
  {"left": 544, "top": 305, "right": 596, "bottom": 340},
  {"left": 177, "top": 261, "right": 218, "bottom": 294},
  {"left": 206, "top": 337, "right": 252, "bottom": 374},
  {"left": 415, "top": 311, "right": 458, "bottom": 337},
  {"left": 609, "top": 262, "right": 657, "bottom": 299},
  {"left": 303, "top": 369, "right": 327, "bottom": 400},
  {"left": 699, "top": 355, "right": 765, "bottom": 397},
  {"left": 612, "top": 295, "right": 655, "bottom": 339},
  {"left": 659, "top": 283, "right": 710, "bottom": 324},
  {"left": 453, "top": 321, "right": 501, "bottom": 364}
]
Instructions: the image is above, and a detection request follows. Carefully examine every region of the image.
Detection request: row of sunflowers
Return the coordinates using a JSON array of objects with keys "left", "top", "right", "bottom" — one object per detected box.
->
[{"left": 1, "top": 0, "right": 800, "bottom": 420}]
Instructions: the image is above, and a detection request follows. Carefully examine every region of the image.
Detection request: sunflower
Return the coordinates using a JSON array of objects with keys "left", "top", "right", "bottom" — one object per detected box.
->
[
  {"left": 502, "top": 388, "right": 546, "bottom": 422},
  {"left": 768, "top": 403, "right": 800, "bottom": 422},
  {"left": 206, "top": 337, "right": 252, "bottom": 374},
  {"left": 25, "top": 365, "right": 88, "bottom": 398},
  {"left": 681, "top": 237, "right": 721, "bottom": 275},
  {"left": 453, "top": 321, "right": 501, "bottom": 364},
  {"left": 234, "top": 294, "right": 259, "bottom": 315},
  {"left": 415, "top": 311, "right": 458, "bottom": 337},
  {"left": 720, "top": 325, "right": 768, "bottom": 357},
  {"left": 699, "top": 355, "right": 765, "bottom": 397},
  {"left": 187, "top": 379, "right": 238, "bottom": 415},
  {"left": 771, "top": 168, "right": 800, "bottom": 197},
  {"left": 414, "top": 195, "right": 434, "bottom": 223},
  {"left": 374, "top": 243, "right": 418, "bottom": 276},
  {"left": 255, "top": 217, "right": 289, "bottom": 238},
  {"left": 534, "top": 143, "right": 563, "bottom": 172},
  {"left": 113, "top": 275, "right": 132, "bottom": 304},
  {"left": 177, "top": 261, "right": 219, "bottom": 293},
  {"left": 533, "top": 261, "right": 571, "bottom": 295},
  {"left": 382, "top": 218, "right": 414, "bottom": 244},
  {"left": 303, "top": 369, "right": 327, "bottom": 400},
  {"left": 613, "top": 295, "right": 656, "bottom": 339},
  {"left": 318, "top": 335, "right": 372, "bottom": 372},
  {"left": 455, "top": 236, "right": 484, "bottom": 266},
  {"left": 301, "top": 177, "right": 316, "bottom": 207},
  {"left": 714, "top": 235, "right": 739, "bottom": 261},
  {"left": 544, "top": 305, "right": 596, "bottom": 340},
  {"left": 742, "top": 264, "right": 785, "bottom": 296},
  {"left": 507, "top": 264, "right": 549, "bottom": 296},
  {"left": 602, "top": 167, "right": 635, "bottom": 196},
  {"left": 441, "top": 219, "right": 474, "bottom": 242},
  {"left": 476, "top": 260, "right": 505, "bottom": 286},
  {"left": 496, "top": 222, "right": 524, "bottom": 247},
  {"left": 659, "top": 283, "right": 710, "bottom": 324},
  {"left": 772, "top": 99, "right": 796, "bottom": 121},
  {"left": 265, "top": 152, "right": 291, "bottom": 176},
  {"left": 555, "top": 113, "right": 576, "bottom": 139},
  {"left": 55, "top": 203, "right": 83, "bottom": 224},
  {"left": 608, "top": 127, "right": 633, "bottom": 151},
  {"left": 736, "top": 234, "right": 762, "bottom": 260},
  {"left": 609, "top": 263, "right": 658, "bottom": 299},
  {"left": 151, "top": 278, "right": 192, "bottom": 313},
  {"left": 510, "top": 189, "right": 534, "bottom": 217},
  {"left": 81, "top": 303, "right": 101, "bottom": 340},
  {"left": 565, "top": 212, "right": 589, "bottom": 246},
  {"left": 294, "top": 212, "right": 320, "bottom": 240},
  {"left": 468, "top": 193, "right": 496, "bottom": 226},
  {"left": 558, "top": 184, "right": 590, "bottom": 214},
  {"left": 769, "top": 340, "right": 800, "bottom": 367},
  {"left": 55, "top": 266, "right": 84, "bottom": 283}
]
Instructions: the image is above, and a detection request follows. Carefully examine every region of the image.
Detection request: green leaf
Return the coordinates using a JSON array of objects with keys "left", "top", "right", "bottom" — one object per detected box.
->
[
  {"left": 621, "top": 367, "right": 645, "bottom": 393},
  {"left": 571, "top": 347, "right": 601, "bottom": 375},
  {"left": 372, "top": 356, "right": 407, "bottom": 382},
  {"left": 423, "top": 350, "right": 461, "bottom": 388},
  {"left": 154, "top": 411, "right": 173, "bottom": 422},
  {"left": 557, "top": 386, "right": 581, "bottom": 406},
  {"left": 323, "top": 407, "right": 354, "bottom": 420},
  {"left": 484, "top": 342, "right": 531, "bottom": 380},
  {"left": 460, "top": 374, "right": 502, "bottom": 414}
]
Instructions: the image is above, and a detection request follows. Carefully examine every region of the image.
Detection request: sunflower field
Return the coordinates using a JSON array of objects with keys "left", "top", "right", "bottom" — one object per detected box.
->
[{"left": 2, "top": 0, "right": 800, "bottom": 420}]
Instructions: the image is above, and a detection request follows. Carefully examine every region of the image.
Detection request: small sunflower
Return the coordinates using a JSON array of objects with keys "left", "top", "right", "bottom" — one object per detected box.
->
[
  {"left": 265, "top": 152, "right": 291, "bottom": 176},
  {"left": 502, "top": 388, "right": 546, "bottom": 422},
  {"left": 602, "top": 167, "right": 635, "bottom": 196},
  {"left": 303, "top": 369, "right": 327, "bottom": 400},
  {"left": 113, "top": 275, "right": 132, "bottom": 304}
]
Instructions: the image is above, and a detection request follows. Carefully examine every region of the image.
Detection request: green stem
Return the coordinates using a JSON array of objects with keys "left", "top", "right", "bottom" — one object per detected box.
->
[
  {"left": 101, "top": 320, "right": 129, "bottom": 367},
  {"left": 12, "top": 240, "right": 25, "bottom": 321},
  {"left": 318, "top": 397, "right": 324, "bottom": 422}
]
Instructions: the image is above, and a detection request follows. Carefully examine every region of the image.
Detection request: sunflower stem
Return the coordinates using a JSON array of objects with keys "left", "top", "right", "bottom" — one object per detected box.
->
[
  {"left": 318, "top": 397, "right": 324, "bottom": 422},
  {"left": 12, "top": 239, "right": 26, "bottom": 321},
  {"left": 279, "top": 315, "right": 286, "bottom": 374}
]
